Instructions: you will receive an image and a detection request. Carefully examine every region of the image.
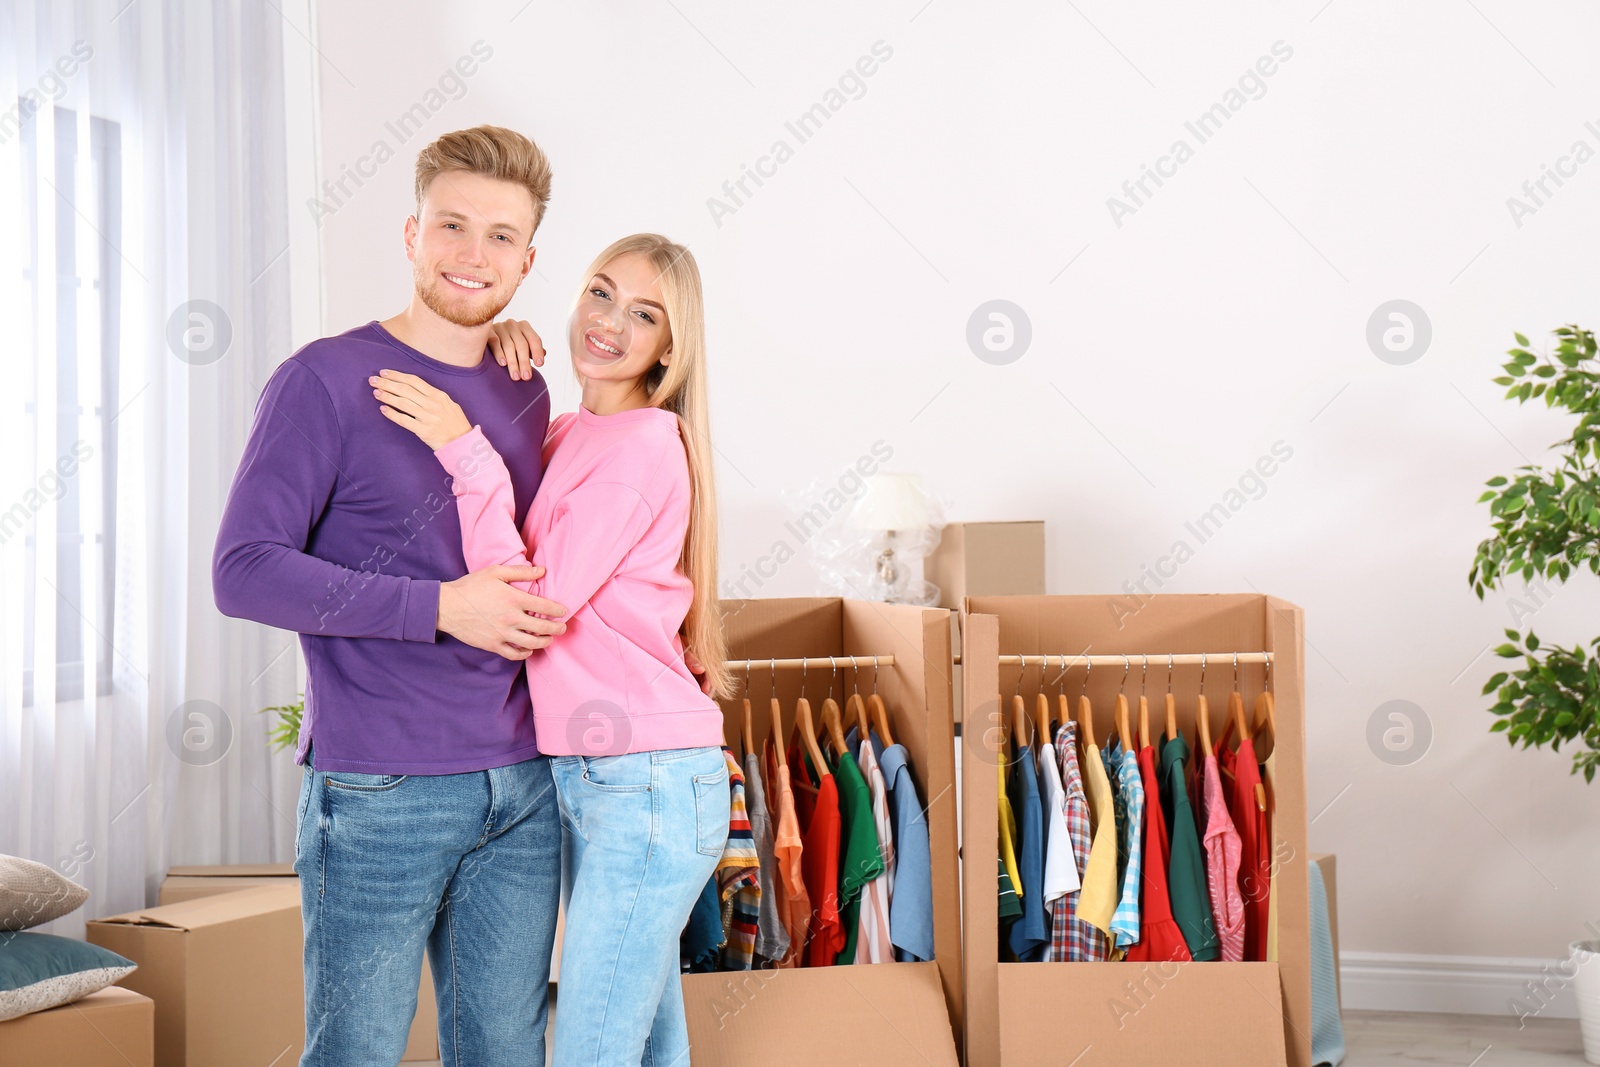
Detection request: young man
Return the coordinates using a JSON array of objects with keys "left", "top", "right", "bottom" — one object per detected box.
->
[{"left": 213, "top": 126, "right": 565, "bottom": 1066}]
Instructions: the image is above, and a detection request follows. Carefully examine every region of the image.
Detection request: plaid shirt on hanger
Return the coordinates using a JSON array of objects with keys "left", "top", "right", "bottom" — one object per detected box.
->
[
  {"left": 1049, "top": 721, "right": 1106, "bottom": 962},
  {"left": 1105, "top": 740, "right": 1145, "bottom": 955}
]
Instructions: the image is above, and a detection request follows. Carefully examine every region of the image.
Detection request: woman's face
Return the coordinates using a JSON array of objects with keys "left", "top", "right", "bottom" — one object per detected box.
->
[{"left": 569, "top": 253, "right": 671, "bottom": 385}]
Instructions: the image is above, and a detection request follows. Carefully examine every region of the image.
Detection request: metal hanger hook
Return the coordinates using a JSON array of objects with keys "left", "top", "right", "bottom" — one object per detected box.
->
[
  {"left": 828, "top": 656, "right": 837, "bottom": 700},
  {"left": 1232, "top": 652, "right": 1239, "bottom": 691},
  {"left": 1167, "top": 653, "right": 1174, "bottom": 695},
  {"left": 799, "top": 656, "right": 807, "bottom": 700},
  {"left": 1141, "top": 654, "right": 1149, "bottom": 697},
  {"left": 848, "top": 655, "right": 859, "bottom": 695},
  {"left": 1081, "top": 657, "right": 1092, "bottom": 698},
  {"left": 1049, "top": 653, "right": 1069, "bottom": 693},
  {"left": 1120, "top": 654, "right": 1130, "bottom": 695}
]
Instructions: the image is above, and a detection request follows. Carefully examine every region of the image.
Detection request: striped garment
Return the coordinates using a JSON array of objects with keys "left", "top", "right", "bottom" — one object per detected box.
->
[
  {"left": 1048, "top": 722, "right": 1106, "bottom": 962},
  {"left": 716, "top": 748, "right": 762, "bottom": 970},
  {"left": 1105, "top": 741, "right": 1144, "bottom": 955},
  {"left": 854, "top": 737, "right": 895, "bottom": 963}
]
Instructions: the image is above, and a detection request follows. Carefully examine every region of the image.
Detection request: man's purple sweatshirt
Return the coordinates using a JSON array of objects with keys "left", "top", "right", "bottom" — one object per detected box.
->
[{"left": 212, "top": 322, "right": 550, "bottom": 774}]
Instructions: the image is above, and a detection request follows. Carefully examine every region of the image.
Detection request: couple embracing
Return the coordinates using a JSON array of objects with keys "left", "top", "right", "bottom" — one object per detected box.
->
[{"left": 214, "top": 124, "right": 730, "bottom": 1066}]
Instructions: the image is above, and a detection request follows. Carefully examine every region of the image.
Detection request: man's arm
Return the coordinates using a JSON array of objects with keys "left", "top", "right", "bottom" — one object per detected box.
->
[{"left": 212, "top": 359, "right": 564, "bottom": 655}]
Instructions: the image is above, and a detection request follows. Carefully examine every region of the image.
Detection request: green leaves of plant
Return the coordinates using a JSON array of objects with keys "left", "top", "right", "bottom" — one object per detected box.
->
[{"left": 1473, "top": 326, "right": 1600, "bottom": 780}]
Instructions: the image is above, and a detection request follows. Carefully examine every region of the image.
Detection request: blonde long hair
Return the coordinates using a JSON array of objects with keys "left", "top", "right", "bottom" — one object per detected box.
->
[{"left": 573, "top": 234, "right": 730, "bottom": 700}]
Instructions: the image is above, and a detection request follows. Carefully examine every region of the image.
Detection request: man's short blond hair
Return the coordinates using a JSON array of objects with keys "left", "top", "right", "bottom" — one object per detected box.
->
[{"left": 413, "top": 125, "right": 552, "bottom": 235}]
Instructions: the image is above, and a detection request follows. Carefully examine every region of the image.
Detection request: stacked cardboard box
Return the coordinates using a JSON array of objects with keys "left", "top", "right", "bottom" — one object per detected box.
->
[{"left": 0, "top": 986, "right": 154, "bottom": 1066}]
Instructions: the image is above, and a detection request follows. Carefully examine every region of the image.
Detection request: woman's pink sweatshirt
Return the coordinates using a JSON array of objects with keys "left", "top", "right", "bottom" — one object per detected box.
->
[{"left": 432, "top": 405, "right": 723, "bottom": 756}]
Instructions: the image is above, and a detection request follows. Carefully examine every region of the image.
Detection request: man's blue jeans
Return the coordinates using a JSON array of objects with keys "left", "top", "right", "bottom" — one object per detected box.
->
[
  {"left": 550, "top": 746, "right": 729, "bottom": 1066},
  {"left": 293, "top": 744, "right": 561, "bottom": 1066}
]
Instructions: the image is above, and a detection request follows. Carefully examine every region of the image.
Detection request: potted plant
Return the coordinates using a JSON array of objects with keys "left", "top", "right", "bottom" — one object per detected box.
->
[
  {"left": 259, "top": 695, "right": 303, "bottom": 753},
  {"left": 1469, "top": 324, "right": 1600, "bottom": 1061}
]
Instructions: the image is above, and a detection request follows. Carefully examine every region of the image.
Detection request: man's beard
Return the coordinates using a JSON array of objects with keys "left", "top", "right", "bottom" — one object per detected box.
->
[{"left": 414, "top": 263, "right": 513, "bottom": 328}]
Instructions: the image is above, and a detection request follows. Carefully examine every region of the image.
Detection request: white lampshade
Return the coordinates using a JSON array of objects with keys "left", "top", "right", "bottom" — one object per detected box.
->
[{"left": 849, "top": 472, "right": 931, "bottom": 532}]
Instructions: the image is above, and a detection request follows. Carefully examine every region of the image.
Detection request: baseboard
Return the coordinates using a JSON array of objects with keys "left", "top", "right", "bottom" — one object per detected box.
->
[{"left": 1341, "top": 951, "right": 1581, "bottom": 1020}]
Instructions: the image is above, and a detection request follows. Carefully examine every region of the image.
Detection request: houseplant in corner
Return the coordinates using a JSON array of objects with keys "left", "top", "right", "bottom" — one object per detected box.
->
[
  {"left": 1468, "top": 324, "right": 1600, "bottom": 1060},
  {"left": 259, "top": 695, "right": 302, "bottom": 753}
]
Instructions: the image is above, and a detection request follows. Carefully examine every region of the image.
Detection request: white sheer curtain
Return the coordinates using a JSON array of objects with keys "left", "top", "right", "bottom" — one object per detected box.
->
[{"left": 0, "top": 0, "right": 313, "bottom": 935}]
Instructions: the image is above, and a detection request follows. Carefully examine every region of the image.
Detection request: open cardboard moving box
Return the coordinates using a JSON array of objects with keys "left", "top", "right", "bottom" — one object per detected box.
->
[
  {"left": 961, "top": 594, "right": 1310, "bottom": 1067},
  {"left": 681, "top": 598, "right": 961, "bottom": 1067},
  {"left": 86, "top": 882, "right": 305, "bottom": 1067},
  {"left": 0, "top": 986, "right": 154, "bottom": 1067},
  {"left": 158, "top": 863, "right": 438, "bottom": 1061}
]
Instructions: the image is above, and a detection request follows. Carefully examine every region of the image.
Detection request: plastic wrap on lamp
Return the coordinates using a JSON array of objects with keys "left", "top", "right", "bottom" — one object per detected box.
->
[{"left": 786, "top": 472, "right": 946, "bottom": 604}]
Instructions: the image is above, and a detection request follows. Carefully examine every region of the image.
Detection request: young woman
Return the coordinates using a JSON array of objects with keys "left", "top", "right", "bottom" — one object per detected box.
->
[{"left": 369, "top": 233, "right": 732, "bottom": 1065}]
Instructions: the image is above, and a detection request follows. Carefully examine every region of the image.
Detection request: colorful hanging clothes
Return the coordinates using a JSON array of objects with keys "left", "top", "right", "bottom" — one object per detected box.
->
[
  {"left": 743, "top": 747, "right": 789, "bottom": 966},
  {"left": 1039, "top": 740, "right": 1081, "bottom": 907},
  {"left": 1219, "top": 730, "right": 1270, "bottom": 962},
  {"left": 1104, "top": 741, "right": 1144, "bottom": 955},
  {"left": 1198, "top": 750, "right": 1245, "bottom": 962},
  {"left": 832, "top": 747, "right": 885, "bottom": 965},
  {"left": 879, "top": 742, "right": 935, "bottom": 963},
  {"left": 855, "top": 737, "right": 895, "bottom": 964},
  {"left": 1124, "top": 743, "right": 1192, "bottom": 964},
  {"left": 1007, "top": 745, "right": 1049, "bottom": 962},
  {"left": 797, "top": 755, "right": 844, "bottom": 967},
  {"left": 716, "top": 749, "right": 761, "bottom": 970},
  {"left": 1075, "top": 739, "right": 1121, "bottom": 940},
  {"left": 1048, "top": 722, "right": 1106, "bottom": 962},
  {"left": 681, "top": 877, "right": 724, "bottom": 973},
  {"left": 765, "top": 740, "right": 810, "bottom": 968},
  {"left": 998, "top": 760, "right": 1022, "bottom": 897},
  {"left": 1160, "top": 734, "right": 1218, "bottom": 961}
]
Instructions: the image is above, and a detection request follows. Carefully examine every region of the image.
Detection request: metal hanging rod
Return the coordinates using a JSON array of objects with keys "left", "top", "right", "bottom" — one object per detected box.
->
[
  {"left": 952, "top": 652, "right": 1272, "bottom": 667},
  {"left": 722, "top": 655, "right": 897, "bottom": 671}
]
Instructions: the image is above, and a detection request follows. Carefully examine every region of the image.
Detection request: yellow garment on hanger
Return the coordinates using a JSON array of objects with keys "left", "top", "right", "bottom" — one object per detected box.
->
[
  {"left": 999, "top": 760, "right": 1022, "bottom": 897},
  {"left": 1075, "top": 742, "right": 1120, "bottom": 937}
]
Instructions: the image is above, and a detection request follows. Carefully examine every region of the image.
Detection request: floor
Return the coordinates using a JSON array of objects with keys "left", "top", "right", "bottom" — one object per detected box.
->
[
  {"left": 1341, "top": 1010, "right": 1590, "bottom": 1065},
  {"left": 410, "top": 1008, "right": 1592, "bottom": 1065}
]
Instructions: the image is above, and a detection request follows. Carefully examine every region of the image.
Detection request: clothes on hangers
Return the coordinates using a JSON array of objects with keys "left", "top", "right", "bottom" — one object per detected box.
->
[
  {"left": 879, "top": 741, "right": 935, "bottom": 963},
  {"left": 742, "top": 747, "right": 789, "bottom": 966},
  {"left": 681, "top": 877, "right": 724, "bottom": 974},
  {"left": 1198, "top": 749, "right": 1245, "bottom": 962},
  {"left": 1075, "top": 738, "right": 1120, "bottom": 942},
  {"left": 855, "top": 736, "right": 895, "bottom": 964},
  {"left": 1007, "top": 744, "right": 1049, "bottom": 962},
  {"left": 1039, "top": 735, "right": 1081, "bottom": 908},
  {"left": 765, "top": 740, "right": 809, "bottom": 968},
  {"left": 1264, "top": 750, "right": 1279, "bottom": 964},
  {"left": 1220, "top": 731, "right": 1270, "bottom": 962},
  {"left": 1104, "top": 740, "right": 1144, "bottom": 955},
  {"left": 1048, "top": 721, "right": 1105, "bottom": 962},
  {"left": 715, "top": 750, "right": 761, "bottom": 970},
  {"left": 1160, "top": 733, "right": 1219, "bottom": 961},
  {"left": 832, "top": 747, "right": 884, "bottom": 965},
  {"left": 1124, "top": 743, "right": 1191, "bottom": 964},
  {"left": 797, "top": 746, "right": 844, "bottom": 967}
]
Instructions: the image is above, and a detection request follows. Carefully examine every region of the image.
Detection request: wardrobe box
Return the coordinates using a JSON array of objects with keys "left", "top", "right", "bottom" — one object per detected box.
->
[
  {"left": 158, "top": 864, "right": 438, "bottom": 1060},
  {"left": 85, "top": 883, "right": 303, "bottom": 1067},
  {"left": 925, "top": 521, "right": 1045, "bottom": 608},
  {"left": 961, "top": 594, "right": 1310, "bottom": 1067},
  {"left": 0, "top": 985, "right": 154, "bottom": 1066},
  {"left": 680, "top": 598, "right": 962, "bottom": 1067}
]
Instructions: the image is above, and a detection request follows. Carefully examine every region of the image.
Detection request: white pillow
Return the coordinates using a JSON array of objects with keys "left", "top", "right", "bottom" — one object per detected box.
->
[{"left": 0, "top": 854, "right": 90, "bottom": 931}]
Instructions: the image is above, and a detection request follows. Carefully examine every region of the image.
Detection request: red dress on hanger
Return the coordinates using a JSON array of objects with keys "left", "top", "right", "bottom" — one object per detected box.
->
[
  {"left": 1124, "top": 744, "right": 1192, "bottom": 963},
  {"left": 1218, "top": 724, "right": 1270, "bottom": 962}
]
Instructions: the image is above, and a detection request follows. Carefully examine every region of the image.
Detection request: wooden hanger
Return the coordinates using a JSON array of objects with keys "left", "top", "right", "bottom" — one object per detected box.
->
[
  {"left": 1164, "top": 654, "right": 1179, "bottom": 743},
  {"left": 741, "top": 697, "right": 755, "bottom": 762},
  {"left": 864, "top": 655, "right": 895, "bottom": 747},
  {"left": 1254, "top": 691, "right": 1276, "bottom": 758},
  {"left": 845, "top": 692, "right": 869, "bottom": 742},
  {"left": 1113, "top": 656, "right": 1132, "bottom": 751},
  {"left": 793, "top": 687, "right": 832, "bottom": 780},
  {"left": 1195, "top": 693, "right": 1213, "bottom": 756},
  {"left": 1011, "top": 694, "right": 1030, "bottom": 751},
  {"left": 821, "top": 697, "right": 850, "bottom": 758},
  {"left": 1036, "top": 693, "right": 1052, "bottom": 752},
  {"left": 1228, "top": 652, "right": 1250, "bottom": 748},
  {"left": 1078, "top": 693, "right": 1097, "bottom": 748},
  {"left": 1138, "top": 695, "right": 1150, "bottom": 752}
]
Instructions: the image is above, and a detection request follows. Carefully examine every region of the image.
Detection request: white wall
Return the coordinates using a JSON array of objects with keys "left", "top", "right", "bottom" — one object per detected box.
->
[{"left": 312, "top": 0, "right": 1600, "bottom": 1003}]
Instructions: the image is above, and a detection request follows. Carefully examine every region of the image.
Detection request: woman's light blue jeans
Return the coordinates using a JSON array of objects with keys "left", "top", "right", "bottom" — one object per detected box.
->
[{"left": 551, "top": 746, "right": 730, "bottom": 1066}]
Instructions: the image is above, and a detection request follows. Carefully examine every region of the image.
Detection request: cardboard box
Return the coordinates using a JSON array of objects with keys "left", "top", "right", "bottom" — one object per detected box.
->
[
  {"left": 86, "top": 883, "right": 304, "bottom": 1067},
  {"left": 925, "top": 521, "right": 1045, "bottom": 608},
  {"left": 961, "top": 594, "right": 1309, "bottom": 1067},
  {"left": 680, "top": 598, "right": 961, "bottom": 1066},
  {"left": 1310, "top": 852, "right": 1340, "bottom": 1007},
  {"left": 0, "top": 986, "right": 154, "bottom": 1067},
  {"left": 158, "top": 864, "right": 439, "bottom": 1060}
]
